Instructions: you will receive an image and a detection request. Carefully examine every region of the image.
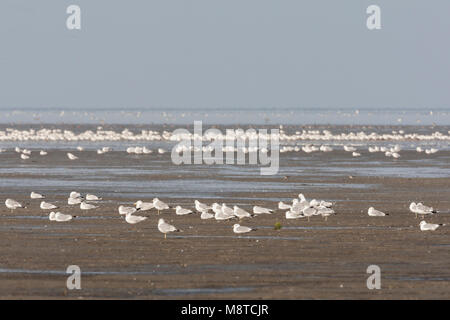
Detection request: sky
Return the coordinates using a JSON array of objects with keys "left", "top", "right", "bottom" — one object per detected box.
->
[{"left": 0, "top": 0, "right": 449, "bottom": 110}]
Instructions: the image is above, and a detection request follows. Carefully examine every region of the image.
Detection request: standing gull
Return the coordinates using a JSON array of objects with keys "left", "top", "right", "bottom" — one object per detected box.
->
[
  {"left": 158, "top": 218, "right": 180, "bottom": 239},
  {"left": 153, "top": 198, "right": 169, "bottom": 214}
]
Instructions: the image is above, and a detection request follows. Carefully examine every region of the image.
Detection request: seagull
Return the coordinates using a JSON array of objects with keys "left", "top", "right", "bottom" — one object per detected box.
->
[
  {"left": 153, "top": 198, "right": 169, "bottom": 214},
  {"left": 233, "top": 224, "right": 254, "bottom": 234},
  {"left": 40, "top": 201, "right": 58, "bottom": 210},
  {"left": 253, "top": 206, "right": 273, "bottom": 215},
  {"left": 278, "top": 201, "right": 292, "bottom": 210},
  {"left": 286, "top": 210, "right": 305, "bottom": 219},
  {"left": 86, "top": 194, "right": 102, "bottom": 201},
  {"left": 200, "top": 211, "right": 214, "bottom": 220},
  {"left": 80, "top": 201, "right": 98, "bottom": 210},
  {"left": 233, "top": 206, "right": 252, "bottom": 219},
  {"left": 134, "top": 200, "right": 154, "bottom": 211},
  {"left": 221, "top": 203, "right": 234, "bottom": 216},
  {"left": 20, "top": 154, "right": 30, "bottom": 160},
  {"left": 317, "top": 206, "right": 335, "bottom": 221},
  {"left": 5, "top": 199, "right": 24, "bottom": 212},
  {"left": 67, "top": 153, "right": 78, "bottom": 160},
  {"left": 125, "top": 212, "right": 147, "bottom": 224},
  {"left": 175, "top": 206, "right": 193, "bottom": 215},
  {"left": 302, "top": 206, "right": 317, "bottom": 221},
  {"left": 118, "top": 205, "right": 137, "bottom": 215},
  {"left": 419, "top": 220, "right": 443, "bottom": 231},
  {"left": 410, "top": 202, "right": 436, "bottom": 218},
  {"left": 211, "top": 203, "right": 233, "bottom": 220},
  {"left": 39, "top": 150, "right": 47, "bottom": 156},
  {"left": 49, "top": 212, "right": 57, "bottom": 221},
  {"left": 54, "top": 212, "right": 73, "bottom": 222},
  {"left": 158, "top": 218, "right": 180, "bottom": 239},
  {"left": 195, "top": 200, "right": 212, "bottom": 212},
  {"left": 30, "top": 192, "right": 44, "bottom": 199},
  {"left": 320, "top": 200, "right": 333, "bottom": 208},
  {"left": 68, "top": 197, "right": 82, "bottom": 205},
  {"left": 368, "top": 207, "right": 388, "bottom": 217},
  {"left": 69, "top": 191, "right": 81, "bottom": 199}
]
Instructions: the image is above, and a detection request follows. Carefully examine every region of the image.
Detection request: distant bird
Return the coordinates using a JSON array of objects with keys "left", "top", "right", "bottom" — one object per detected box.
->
[
  {"left": 302, "top": 207, "right": 317, "bottom": 221},
  {"left": 5, "top": 199, "right": 24, "bottom": 212},
  {"left": 53, "top": 212, "right": 73, "bottom": 222},
  {"left": 221, "top": 203, "right": 234, "bottom": 216},
  {"left": 317, "top": 206, "right": 335, "bottom": 221},
  {"left": 233, "top": 224, "right": 254, "bottom": 234},
  {"left": 68, "top": 197, "right": 82, "bottom": 205},
  {"left": 419, "top": 220, "right": 443, "bottom": 231},
  {"left": 67, "top": 153, "right": 78, "bottom": 160},
  {"left": 233, "top": 206, "right": 252, "bottom": 219},
  {"left": 69, "top": 191, "right": 81, "bottom": 199},
  {"left": 153, "top": 198, "right": 169, "bottom": 214},
  {"left": 253, "top": 206, "right": 273, "bottom": 215},
  {"left": 175, "top": 206, "right": 193, "bottom": 215},
  {"left": 368, "top": 207, "right": 388, "bottom": 217},
  {"left": 200, "top": 211, "right": 214, "bottom": 219},
  {"left": 195, "top": 200, "right": 211, "bottom": 213},
  {"left": 40, "top": 201, "right": 58, "bottom": 210},
  {"left": 134, "top": 200, "right": 154, "bottom": 211},
  {"left": 410, "top": 202, "right": 436, "bottom": 218},
  {"left": 278, "top": 201, "right": 292, "bottom": 210},
  {"left": 320, "top": 200, "right": 333, "bottom": 208},
  {"left": 80, "top": 201, "right": 98, "bottom": 210},
  {"left": 30, "top": 192, "right": 44, "bottom": 199},
  {"left": 86, "top": 194, "right": 101, "bottom": 201},
  {"left": 20, "top": 154, "right": 29, "bottom": 160},
  {"left": 286, "top": 210, "right": 304, "bottom": 219},
  {"left": 158, "top": 218, "right": 180, "bottom": 239},
  {"left": 39, "top": 150, "right": 47, "bottom": 156},
  {"left": 125, "top": 212, "right": 147, "bottom": 224},
  {"left": 118, "top": 205, "right": 136, "bottom": 215}
]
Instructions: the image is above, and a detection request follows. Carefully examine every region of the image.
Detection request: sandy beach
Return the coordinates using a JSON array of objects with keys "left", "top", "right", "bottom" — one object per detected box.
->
[{"left": 0, "top": 125, "right": 449, "bottom": 299}]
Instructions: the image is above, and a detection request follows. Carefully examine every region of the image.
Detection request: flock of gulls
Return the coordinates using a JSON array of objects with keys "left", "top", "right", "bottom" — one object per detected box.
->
[
  {"left": 1, "top": 126, "right": 447, "bottom": 237},
  {"left": 0, "top": 127, "right": 448, "bottom": 162},
  {"left": 4, "top": 191, "right": 445, "bottom": 237}
]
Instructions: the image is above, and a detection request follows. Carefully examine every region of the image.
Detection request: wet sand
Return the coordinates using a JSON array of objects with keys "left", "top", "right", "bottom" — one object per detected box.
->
[{"left": 0, "top": 144, "right": 449, "bottom": 299}]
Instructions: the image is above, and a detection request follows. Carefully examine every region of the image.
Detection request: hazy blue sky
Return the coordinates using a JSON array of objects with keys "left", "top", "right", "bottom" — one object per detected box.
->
[{"left": 0, "top": 0, "right": 449, "bottom": 110}]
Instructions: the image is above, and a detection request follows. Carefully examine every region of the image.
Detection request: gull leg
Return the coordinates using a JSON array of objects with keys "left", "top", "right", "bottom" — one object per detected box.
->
[{"left": 164, "top": 233, "right": 166, "bottom": 239}]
